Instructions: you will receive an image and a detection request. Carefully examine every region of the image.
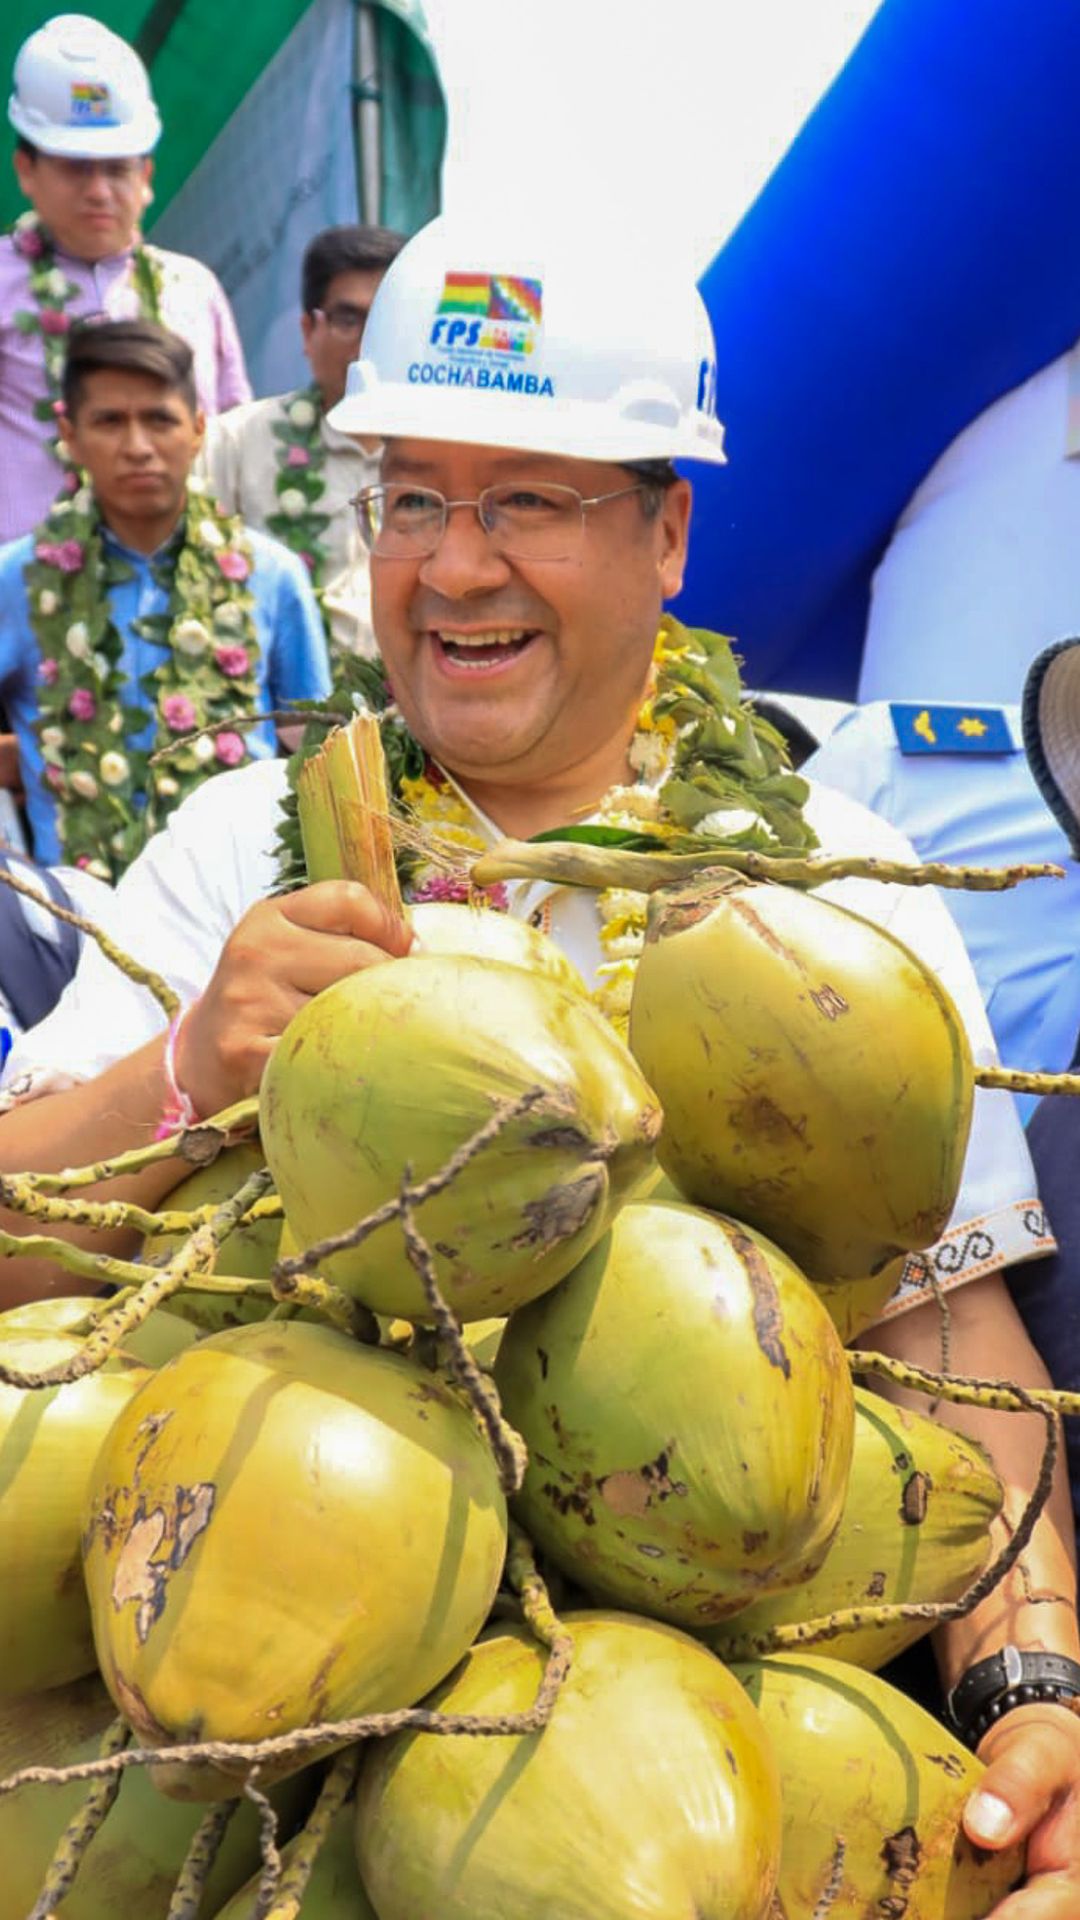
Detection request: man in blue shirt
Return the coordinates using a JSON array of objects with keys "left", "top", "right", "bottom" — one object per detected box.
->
[{"left": 0, "top": 317, "right": 330, "bottom": 868}]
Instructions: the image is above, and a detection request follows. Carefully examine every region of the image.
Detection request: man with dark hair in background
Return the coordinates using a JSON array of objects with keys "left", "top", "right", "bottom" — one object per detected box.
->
[
  {"left": 1, "top": 14, "right": 250, "bottom": 546},
  {"left": 201, "top": 225, "right": 404, "bottom": 659},
  {"left": 0, "top": 318, "right": 329, "bottom": 876}
]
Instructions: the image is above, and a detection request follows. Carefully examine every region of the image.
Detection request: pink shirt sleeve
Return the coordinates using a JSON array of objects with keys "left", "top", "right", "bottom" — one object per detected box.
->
[{"left": 207, "top": 275, "right": 252, "bottom": 412}]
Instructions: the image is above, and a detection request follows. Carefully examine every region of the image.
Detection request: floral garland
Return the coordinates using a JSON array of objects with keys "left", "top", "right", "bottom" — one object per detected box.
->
[
  {"left": 28, "top": 476, "right": 261, "bottom": 882},
  {"left": 264, "top": 386, "right": 332, "bottom": 597},
  {"left": 10, "top": 211, "right": 164, "bottom": 486},
  {"left": 274, "top": 619, "right": 817, "bottom": 1032}
]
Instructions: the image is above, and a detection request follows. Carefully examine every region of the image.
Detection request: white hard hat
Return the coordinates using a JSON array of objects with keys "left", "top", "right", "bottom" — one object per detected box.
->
[
  {"left": 328, "top": 215, "right": 727, "bottom": 466},
  {"left": 9, "top": 14, "right": 161, "bottom": 159}
]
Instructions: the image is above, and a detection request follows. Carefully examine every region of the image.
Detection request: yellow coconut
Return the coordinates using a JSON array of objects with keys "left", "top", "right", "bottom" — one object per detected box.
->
[
  {"left": 140, "top": 1142, "right": 280, "bottom": 1333},
  {"left": 0, "top": 1326, "right": 150, "bottom": 1695},
  {"left": 495, "top": 1198, "right": 854, "bottom": 1626},
  {"left": 0, "top": 1674, "right": 310, "bottom": 1920},
  {"left": 410, "top": 899, "right": 586, "bottom": 994},
  {"left": 710, "top": 1387, "right": 1002, "bottom": 1667},
  {"left": 735, "top": 1655, "right": 1022, "bottom": 1916},
  {"left": 629, "top": 875, "right": 973, "bottom": 1282},
  {"left": 260, "top": 953, "right": 661, "bottom": 1321},
  {"left": 356, "top": 1613, "right": 781, "bottom": 1920},
  {"left": 82, "top": 1320, "right": 508, "bottom": 1796}
]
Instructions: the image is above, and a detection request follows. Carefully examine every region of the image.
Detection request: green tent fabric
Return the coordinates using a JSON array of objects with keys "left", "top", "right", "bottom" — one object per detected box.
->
[{"left": 1, "top": 0, "right": 445, "bottom": 233}]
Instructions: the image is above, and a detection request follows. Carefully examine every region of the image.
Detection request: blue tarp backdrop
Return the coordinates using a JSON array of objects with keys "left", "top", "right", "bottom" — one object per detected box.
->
[{"left": 676, "top": 0, "right": 1080, "bottom": 698}]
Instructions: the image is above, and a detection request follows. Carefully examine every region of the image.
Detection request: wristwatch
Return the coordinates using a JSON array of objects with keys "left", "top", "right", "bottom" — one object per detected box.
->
[{"left": 945, "top": 1645, "right": 1080, "bottom": 1750}]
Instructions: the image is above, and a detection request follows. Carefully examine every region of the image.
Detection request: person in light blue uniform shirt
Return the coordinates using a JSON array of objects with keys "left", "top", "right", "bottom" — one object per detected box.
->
[
  {"left": 0, "top": 318, "right": 330, "bottom": 866},
  {"left": 803, "top": 697, "right": 1080, "bottom": 1118}
]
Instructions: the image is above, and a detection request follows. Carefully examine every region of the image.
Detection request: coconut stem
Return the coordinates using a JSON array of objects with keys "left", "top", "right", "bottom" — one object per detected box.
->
[
  {"left": 0, "top": 1167, "right": 274, "bottom": 1389},
  {"left": 246, "top": 1776, "right": 284, "bottom": 1918},
  {"left": 0, "top": 865, "right": 179, "bottom": 1018},
  {"left": 149, "top": 709, "right": 343, "bottom": 764},
  {"left": 974, "top": 1064, "right": 1080, "bottom": 1097},
  {"left": 812, "top": 1839, "right": 847, "bottom": 1920},
  {"left": 270, "top": 1265, "right": 379, "bottom": 1344},
  {"left": 273, "top": 1086, "right": 550, "bottom": 1285},
  {"left": 715, "top": 1371, "right": 1059, "bottom": 1662},
  {"left": 469, "top": 838, "right": 1064, "bottom": 897},
  {"left": 0, "top": 1177, "right": 281, "bottom": 1238},
  {"left": 400, "top": 1181, "right": 528, "bottom": 1495},
  {"left": 256, "top": 1749, "right": 362, "bottom": 1920},
  {"left": 506, "top": 1523, "right": 575, "bottom": 1692},
  {"left": 26, "top": 1715, "right": 129, "bottom": 1920},
  {"left": 9, "top": 1097, "right": 259, "bottom": 1195},
  {"left": 847, "top": 1348, "right": 1080, "bottom": 1419},
  {"left": 165, "top": 1798, "right": 239, "bottom": 1920}
]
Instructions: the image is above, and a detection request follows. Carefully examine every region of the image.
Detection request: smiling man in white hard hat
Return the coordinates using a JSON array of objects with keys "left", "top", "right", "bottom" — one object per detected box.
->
[
  {"left": 0, "top": 13, "right": 250, "bottom": 544},
  {"left": 0, "top": 216, "right": 1078, "bottom": 1913}
]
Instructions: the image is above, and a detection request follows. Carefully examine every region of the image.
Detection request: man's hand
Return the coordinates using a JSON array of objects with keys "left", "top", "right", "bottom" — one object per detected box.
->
[
  {"left": 964, "top": 1704, "right": 1080, "bottom": 1916},
  {"left": 176, "top": 880, "right": 413, "bottom": 1119}
]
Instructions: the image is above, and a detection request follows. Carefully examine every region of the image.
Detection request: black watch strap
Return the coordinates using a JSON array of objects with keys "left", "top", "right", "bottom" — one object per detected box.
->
[{"left": 945, "top": 1645, "right": 1080, "bottom": 1750}]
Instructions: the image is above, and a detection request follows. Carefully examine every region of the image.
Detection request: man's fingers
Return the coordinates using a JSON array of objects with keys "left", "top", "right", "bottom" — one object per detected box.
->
[
  {"left": 279, "top": 933, "right": 404, "bottom": 1000},
  {"left": 278, "top": 880, "right": 414, "bottom": 957},
  {"left": 978, "top": 1872, "right": 1080, "bottom": 1920},
  {"left": 965, "top": 1713, "right": 1077, "bottom": 1849}
]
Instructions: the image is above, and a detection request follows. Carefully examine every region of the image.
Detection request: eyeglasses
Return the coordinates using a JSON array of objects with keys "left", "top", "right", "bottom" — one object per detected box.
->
[
  {"left": 43, "top": 156, "right": 145, "bottom": 185},
  {"left": 352, "top": 481, "right": 647, "bottom": 560},
  {"left": 312, "top": 303, "right": 370, "bottom": 338}
]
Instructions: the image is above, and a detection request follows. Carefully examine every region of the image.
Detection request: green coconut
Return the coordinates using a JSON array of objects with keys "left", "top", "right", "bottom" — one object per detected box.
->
[
  {"left": 0, "top": 1326, "right": 150, "bottom": 1695},
  {"left": 260, "top": 953, "right": 662, "bottom": 1321},
  {"left": 638, "top": 1179, "right": 905, "bottom": 1342},
  {"left": 82, "top": 1320, "right": 508, "bottom": 1797},
  {"left": 410, "top": 899, "right": 587, "bottom": 993},
  {"left": 0, "top": 1674, "right": 310, "bottom": 1919},
  {"left": 356, "top": 1612, "right": 781, "bottom": 1920},
  {"left": 0, "top": 1294, "right": 199, "bottom": 1367},
  {"left": 141, "top": 1142, "right": 280, "bottom": 1333},
  {"left": 628, "top": 875, "right": 974, "bottom": 1282},
  {"left": 710, "top": 1387, "right": 1002, "bottom": 1667},
  {"left": 734, "top": 1655, "right": 1022, "bottom": 1916},
  {"left": 494, "top": 1197, "right": 854, "bottom": 1627},
  {"left": 211, "top": 1803, "right": 376, "bottom": 1918}
]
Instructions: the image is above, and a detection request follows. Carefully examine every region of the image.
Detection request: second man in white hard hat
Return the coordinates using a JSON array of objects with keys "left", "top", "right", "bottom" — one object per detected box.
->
[{"left": 1, "top": 12, "right": 251, "bottom": 544}]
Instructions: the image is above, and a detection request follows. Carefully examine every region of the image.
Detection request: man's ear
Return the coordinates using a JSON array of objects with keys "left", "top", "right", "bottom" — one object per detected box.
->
[
  {"left": 192, "top": 406, "right": 207, "bottom": 455},
  {"left": 140, "top": 156, "right": 154, "bottom": 212},
  {"left": 657, "top": 477, "right": 693, "bottom": 601},
  {"left": 12, "top": 146, "right": 36, "bottom": 203},
  {"left": 57, "top": 406, "right": 78, "bottom": 462}
]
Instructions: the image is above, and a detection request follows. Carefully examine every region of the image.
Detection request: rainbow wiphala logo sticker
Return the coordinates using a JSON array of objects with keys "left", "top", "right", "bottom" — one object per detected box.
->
[
  {"left": 68, "top": 82, "right": 118, "bottom": 125},
  {"left": 430, "top": 272, "right": 543, "bottom": 356}
]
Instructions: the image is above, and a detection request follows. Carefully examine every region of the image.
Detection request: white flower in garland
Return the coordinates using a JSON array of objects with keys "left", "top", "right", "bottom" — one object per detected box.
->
[
  {"left": 192, "top": 734, "right": 216, "bottom": 765},
  {"left": 628, "top": 729, "right": 672, "bottom": 781},
  {"left": 38, "top": 589, "right": 58, "bottom": 616},
  {"left": 99, "top": 751, "right": 130, "bottom": 788},
  {"left": 40, "top": 725, "right": 64, "bottom": 751},
  {"left": 42, "top": 267, "right": 71, "bottom": 299},
  {"left": 108, "top": 710, "right": 124, "bottom": 734},
  {"left": 196, "top": 518, "right": 225, "bottom": 550},
  {"left": 71, "top": 487, "right": 93, "bottom": 515},
  {"left": 694, "top": 806, "right": 764, "bottom": 837},
  {"left": 287, "top": 396, "right": 317, "bottom": 430},
  {"left": 70, "top": 770, "right": 99, "bottom": 800},
  {"left": 277, "top": 487, "right": 308, "bottom": 521},
  {"left": 214, "top": 602, "right": 246, "bottom": 634},
  {"left": 156, "top": 774, "right": 180, "bottom": 797},
  {"left": 65, "top": 621, "right": 91, "bottom": 660},
  {"left": 172, "top": 618, "right": 211, "bottom": 657}
]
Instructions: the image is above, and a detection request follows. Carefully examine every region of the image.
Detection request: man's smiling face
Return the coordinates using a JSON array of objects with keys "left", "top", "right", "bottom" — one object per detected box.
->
[{"left": 369, "top": 438, "right": 691, "bottom": 798}]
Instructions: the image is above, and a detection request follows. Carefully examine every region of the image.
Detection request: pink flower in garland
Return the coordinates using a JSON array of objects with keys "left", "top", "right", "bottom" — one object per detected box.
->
[
  {"left": 13, "top": 227, "right": 44, "bottom": 261},
  {"left": 285, "top": 445, "right": 310, "bottom": 469},
  {"left": 61, "top": 468, "right": 79, "bottom": 495},
  {"left": 162, "top": 692, "right": 198, "bottom": 733},
  {"left": 67, "top": 688, "right": 96, "bottom": 722},
  {"left": 411, "top": 874, "right": 509, "bottom": 910},
  {"left": 37, "top": 658, "right": 59, "bottom": 686},
  {"left": 299, "top": 551, "right": 315, "bottom": 573},
  {"left": 44, "top": 765, "right": 65, "bottom": 790},
  {"left": 39, "top": 309, "right": 70, "bottom": 336},
  {"left": 214, "top": 731, "right": 246, "bottom": 767},
  {"left": 35, "top": 539, "right": 85, "bottom": 573},
  {"left": 214, "top": 643, "right": 250, "bottom": 678},
  {"left": 216, "top": 549, "right": 250, "bottom": 583}
]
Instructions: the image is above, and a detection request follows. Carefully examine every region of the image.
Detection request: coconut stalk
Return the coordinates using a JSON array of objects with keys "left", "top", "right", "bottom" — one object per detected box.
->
[
  {"left": 4, "top": 1096, "right": 259, "bottom": 1196},
  {"left": 253, "top": 1748, "right": 361, "bottom": 1920},
  {"left": 296, "top": 712, "right": 404, "bottom": 915},
  {"left": 24, "top": 1714, "right": 130, "bottom": 1920},
  {"left": 166, "top": 1797, "right": 240, "bottom": 1920},
  {"left": 469, "top": 836, "right": 1063, "bottom": 897},
  {"left": 0, "top": 865, "right": 179, "bottom": 1018}
]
